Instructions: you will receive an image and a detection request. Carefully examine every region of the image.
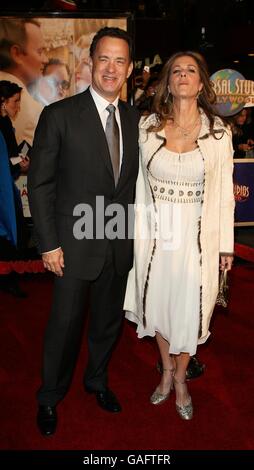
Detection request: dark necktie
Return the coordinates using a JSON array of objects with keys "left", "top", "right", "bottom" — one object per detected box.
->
[{"left": 105, "top": 104, "right": 120, "bottom": 186}]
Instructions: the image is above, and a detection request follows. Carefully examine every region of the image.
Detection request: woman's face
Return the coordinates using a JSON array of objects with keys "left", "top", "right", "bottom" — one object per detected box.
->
[
  {"left": 235, "top": 109, "right": 247, "bottom": 126},
  {"left": 168, "top": 55, "right": 203, "bottom": 100},
  {"left": 2, "top": 93, "right": 21, "bottom": 119}
]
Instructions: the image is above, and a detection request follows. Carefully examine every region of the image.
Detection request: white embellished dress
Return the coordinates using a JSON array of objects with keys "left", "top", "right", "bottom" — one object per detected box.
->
[{"left": 136, "top": 146, "right": 204, "bottom": 356}]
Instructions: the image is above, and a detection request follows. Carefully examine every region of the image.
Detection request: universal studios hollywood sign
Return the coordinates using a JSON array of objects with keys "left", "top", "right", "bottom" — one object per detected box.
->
[{"left": 211, "top": 69, "right": 254, "bottom": 116}]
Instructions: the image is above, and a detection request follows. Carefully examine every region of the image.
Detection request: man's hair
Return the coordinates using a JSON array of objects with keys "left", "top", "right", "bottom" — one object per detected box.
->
[
  {"left": 0, "top": 18, "right": 41, "bottom": 70},
  {"left": 89, "top": 27, "right": 133, "bottom": 61},
  {"left": 0, "top": 80, "right": 22, "bottom": 104}
]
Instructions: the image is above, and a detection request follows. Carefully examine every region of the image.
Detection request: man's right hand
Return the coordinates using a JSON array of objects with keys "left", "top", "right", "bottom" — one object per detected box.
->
[{"left": 42, "top": 248, "right": 65, "bottom": 277}]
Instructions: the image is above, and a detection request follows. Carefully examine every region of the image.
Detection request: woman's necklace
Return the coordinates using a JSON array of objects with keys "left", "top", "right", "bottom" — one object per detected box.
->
[{"left": 173, "top": 115, "right": 201, "bottom": 139}]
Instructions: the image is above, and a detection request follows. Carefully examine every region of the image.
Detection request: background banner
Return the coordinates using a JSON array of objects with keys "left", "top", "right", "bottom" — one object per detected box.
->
[
  {"left": 234, "top": 159, "right": 254, "bottom": 226},
  {"left": 210, "top": 69, "right": 254, "bottom": 116}
]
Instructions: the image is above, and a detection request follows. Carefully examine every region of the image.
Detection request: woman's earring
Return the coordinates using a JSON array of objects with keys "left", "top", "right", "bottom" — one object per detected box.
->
[
  {"left": 164, "top": 86, "right": 171, "bottom": 103},
  {"left": 197, "top": 89, "right": 203, "bottom": 99}
]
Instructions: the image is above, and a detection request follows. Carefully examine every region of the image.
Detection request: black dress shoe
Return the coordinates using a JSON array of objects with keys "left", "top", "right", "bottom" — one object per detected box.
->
[
  {"left": 37, "top": 405, "right": 57, "bottom": 436},
  {"left": 87, "top": 387, "right": 122, "bottom": 413},
  {"left": 156, "top": 356, "right": 205, "bottom": 380}
]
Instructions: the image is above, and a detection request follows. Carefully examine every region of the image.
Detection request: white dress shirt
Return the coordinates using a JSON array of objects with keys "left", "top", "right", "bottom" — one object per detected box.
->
[{"left": 89, "top": 85, "right": 123, "bottom": 166}]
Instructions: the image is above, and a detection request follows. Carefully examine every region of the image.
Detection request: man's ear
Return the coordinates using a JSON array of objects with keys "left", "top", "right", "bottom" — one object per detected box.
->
[
  {"left": 88, "top": 57, "right": 93, "bottom": 73},
  {"left": 126, "top": 61, "right": 133, "bottom": 79},
  {"left": 10, "top": 44, "right": 24, "bottom": 65}
]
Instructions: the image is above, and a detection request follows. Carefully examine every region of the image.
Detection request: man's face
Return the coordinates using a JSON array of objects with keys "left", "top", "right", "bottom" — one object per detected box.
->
[
  {"left": 16, "top": 23, "right": 48, "bottom": 85},
  {"left": 89, "top": 36, "right": 133, "bottom": 102},
  {"left": 44, "top": 64, "right": 70, "bottom": 100}
]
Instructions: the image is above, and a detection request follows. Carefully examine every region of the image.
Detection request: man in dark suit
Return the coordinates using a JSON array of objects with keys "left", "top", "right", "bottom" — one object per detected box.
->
[{"left": 28, "top": 27, "right": 139, "bottom": 436}]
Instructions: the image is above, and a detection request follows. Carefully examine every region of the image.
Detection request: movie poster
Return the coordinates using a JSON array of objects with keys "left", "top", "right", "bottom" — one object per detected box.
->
[{"left": 0, "top": 15, "right": 128, "bottom": 216}]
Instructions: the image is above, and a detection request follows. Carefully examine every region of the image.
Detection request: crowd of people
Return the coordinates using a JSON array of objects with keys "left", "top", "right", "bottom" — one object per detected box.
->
[
  {"left": 231, "top": 107, "right": 254, "bottom": 158},
  {"left": 0, "top": 17, "right": 245, "bottom": 436}
]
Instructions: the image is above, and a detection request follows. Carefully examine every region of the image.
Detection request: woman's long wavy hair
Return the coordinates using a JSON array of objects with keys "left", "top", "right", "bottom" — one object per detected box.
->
[{"left": 150, "top": 51, "right": 227, "bottom": 137}]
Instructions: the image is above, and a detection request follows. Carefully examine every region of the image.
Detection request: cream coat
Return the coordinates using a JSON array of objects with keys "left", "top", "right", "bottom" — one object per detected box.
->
[{"left": 124, "top": 111, "right": 235, "bottom": 342}]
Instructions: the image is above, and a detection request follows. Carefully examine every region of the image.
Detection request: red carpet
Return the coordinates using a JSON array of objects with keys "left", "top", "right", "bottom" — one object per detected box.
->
[
  {"left": 0, "top": 263, "right": 254, "bottom": 450},
  {"left": 235, "top": 243, "right": 254, "bottom": 263}
]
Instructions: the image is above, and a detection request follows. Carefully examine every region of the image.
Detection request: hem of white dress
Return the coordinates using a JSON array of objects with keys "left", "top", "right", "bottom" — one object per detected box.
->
[{"left": 125, "top": 311, "right": 208, "bottom": 357}]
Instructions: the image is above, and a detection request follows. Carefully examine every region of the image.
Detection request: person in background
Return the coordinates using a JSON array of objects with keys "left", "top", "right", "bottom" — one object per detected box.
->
[
  {"left": 28, "top": 27, "right": 139, "bottom": 437},
  {"left": 31, "top": 58, "right": 71, "bottom": 105},
  {"left": 0, "top": 80, "right": 29, "bottom": 297},
  {"left": 75, "top": 55, "right": 92, "bottom": 94},
  {"left": 0, "top": 81, "right": 27, "bottom": 174},
  {"left": 124, "top": 51, "right": 234, "bottom": 420},
  {"left": 134, "top": 64, "right": 163, "bottom": 104},
  {"left": 0, "top": 18, "right": 48, "bottom": 146},
  {"left": 43, "top": 59, "right": 71, "bottom": 101},
  {"left": 232, "top": 108, "right": 254, "bottom": 158},
  {"left": 74, "top": 33, "right": 94, "bottom": 94},
  {"left": 136, "top": 75, "right": 160, "bottom": 115},
  {"left": 134, "top": 65, "right": 151, "bottom": 102}
]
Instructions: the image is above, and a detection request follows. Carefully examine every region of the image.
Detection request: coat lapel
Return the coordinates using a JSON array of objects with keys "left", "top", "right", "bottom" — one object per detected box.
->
[
  {"left": 118, "top": 102, "right": 128, "bottom": 187},
  {"left": 116, "top": 101, "right": 137, "bottom": 191}
]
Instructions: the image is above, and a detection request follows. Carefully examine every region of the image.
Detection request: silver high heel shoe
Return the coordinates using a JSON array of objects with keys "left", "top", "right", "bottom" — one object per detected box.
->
[
  {"left": 150, "top": 368, "right": 175, "bottom": 405},
  {"left": 173, "top": 376, "right": 193, "bottom": 420}
]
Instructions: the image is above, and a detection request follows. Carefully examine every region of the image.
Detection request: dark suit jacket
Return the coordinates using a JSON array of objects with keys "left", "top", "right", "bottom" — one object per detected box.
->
[{"left": 28, "top": 89, "right": 139, "bottom": 279}]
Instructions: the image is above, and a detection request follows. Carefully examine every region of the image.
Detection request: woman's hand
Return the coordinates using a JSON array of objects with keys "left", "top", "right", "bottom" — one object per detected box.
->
[{"left": 220, "top": 255, "right": 233, "bottom": 271}]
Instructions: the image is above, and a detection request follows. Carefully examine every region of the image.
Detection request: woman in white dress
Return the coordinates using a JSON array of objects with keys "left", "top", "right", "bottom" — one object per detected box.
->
[{"left": 124, "top": 51, "right": 234, "bottom": 419}]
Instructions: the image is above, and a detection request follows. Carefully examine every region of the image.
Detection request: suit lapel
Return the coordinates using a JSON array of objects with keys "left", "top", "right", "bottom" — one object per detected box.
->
[{"left": 117, "top": 101, "right": 133, "bottom": 191}]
